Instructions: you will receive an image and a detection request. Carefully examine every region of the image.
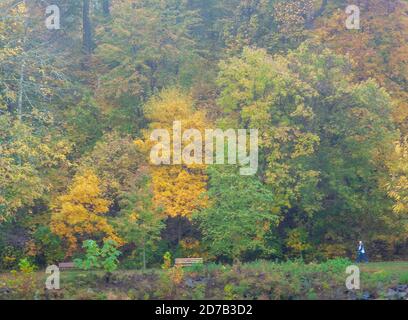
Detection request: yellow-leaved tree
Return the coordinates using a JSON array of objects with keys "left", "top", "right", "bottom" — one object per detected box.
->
[
  {"left": 387, "top": 140, "right": 408, "bottom": 235},
  {"left": 51, "top": 170, "right": 122, "bottom": 256},
  {"left": 135, "top": 88, "right": 209, "bottom": 242}
]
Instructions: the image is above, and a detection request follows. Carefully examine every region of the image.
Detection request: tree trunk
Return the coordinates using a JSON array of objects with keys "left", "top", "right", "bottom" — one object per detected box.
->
[
  {"left": 82, "top": 0, "right": 93, "bottom": 54},
  {"left": 177, "top": 218, "right": 182, "bottom": 244},
  {"left": 306, "top": 0, "right": 328, "bottom": 29},
  {"left": 17, "top": 0, "right": 28, "bottom": 121},
  {"left": 142, "top": 241, "right": 146, "bottom": 271},
  {"left": 17, "top": 58, "right": 25, "bottom": 121}
]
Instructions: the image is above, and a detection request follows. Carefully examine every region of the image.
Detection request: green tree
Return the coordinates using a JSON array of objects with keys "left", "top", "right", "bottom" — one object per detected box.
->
[
  {"left": 195, "top": 166, "right": 282, "bottom": 261},
  {"left": 117, "top": 174, "right": 165, "bottom": 270},
  {"left": 74, "top": 239, "right": 121, "bottom": 273},
  {"left": 217, "top": 45, "right": 321, "bottom": 220},
  {"left": 285, "top": 42, "right": 397, "bottom": 251},
  {"left": 217, "top": 41, "right": 398, "bottom": 257}
]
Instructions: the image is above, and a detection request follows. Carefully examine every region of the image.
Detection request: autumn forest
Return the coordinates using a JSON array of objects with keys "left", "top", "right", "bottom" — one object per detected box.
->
[{"left": 1, "top": 0, "right": 408, "bottom": 297}]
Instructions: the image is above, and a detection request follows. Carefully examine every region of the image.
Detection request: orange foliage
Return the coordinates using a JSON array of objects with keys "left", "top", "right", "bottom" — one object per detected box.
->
[
  {"left": 51, "top": 170, "right": 122, "bottom": 256},
  {"left": 135, "top": 89, "right": 209, "bottom": 219},
  {"left": 314, "top": 0, "right": 408, "bottom": 133}
]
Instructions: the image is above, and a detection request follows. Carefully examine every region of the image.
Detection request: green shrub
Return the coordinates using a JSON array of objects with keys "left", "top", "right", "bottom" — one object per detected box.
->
[
  {"left": 161, "top": 252, "right": 172, "bottom": 270},
  {"left": 3, "top": 258, "right": 38, "bottom": 299},
  {"left": 18, "top": 258, "right": 36, "bottom": 273},
  {"left": 100, "top": 240, "right": 122, "bottom": 273},
  {"left": 74, "top": 240, "right": 121, "bottom": 273}
]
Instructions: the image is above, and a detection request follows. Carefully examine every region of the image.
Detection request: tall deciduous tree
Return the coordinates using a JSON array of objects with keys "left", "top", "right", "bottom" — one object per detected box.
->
[
  {"left": 0, "top": 115, "right": 71, "bottom": 222},
  {"left": 217, "top": 41, "right": 398, "bottom": 257},
  {"left": 135, "top": 88, "right": 209, "bottom": 243},
  {"left": 51, "top": 170, "right": 122, "bottom": 256},
  {"left": 118, "top": 173, "right": 165, "bottom": 270},
  {"left": 285, "top": 42, "right": 397, "bottom": 251},
  {"left": 196, "top": 166, "right": 282, "bottom": 261},
  {"left": 217, "top": 46, "right": 321, "bottom": 218}
]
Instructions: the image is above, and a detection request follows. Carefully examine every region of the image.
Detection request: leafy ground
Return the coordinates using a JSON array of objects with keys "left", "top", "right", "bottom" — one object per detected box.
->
[{"left": 1, "top": 259, "right": 408, "bottom": 300}]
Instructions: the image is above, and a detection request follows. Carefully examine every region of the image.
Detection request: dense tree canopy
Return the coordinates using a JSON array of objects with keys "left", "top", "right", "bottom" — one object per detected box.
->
[{"left": 1, "top": 0, "right": 408, "bottom": 269}]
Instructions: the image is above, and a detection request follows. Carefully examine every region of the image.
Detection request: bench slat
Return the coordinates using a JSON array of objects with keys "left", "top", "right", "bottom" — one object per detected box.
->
[
  {"left": 58, "top": 262, "right": 75, "bottom": 269},
  {"left": 175, "top": 258, "right": 203, "bottom": 261}
]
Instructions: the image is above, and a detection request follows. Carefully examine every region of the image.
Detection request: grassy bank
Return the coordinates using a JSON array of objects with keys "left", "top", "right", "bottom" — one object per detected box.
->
[{"left": 1, "top": 259, "right": 408, "bottom": 300}]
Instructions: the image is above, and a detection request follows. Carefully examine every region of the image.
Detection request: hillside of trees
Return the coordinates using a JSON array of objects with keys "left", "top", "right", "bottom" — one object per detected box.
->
[{"left": 1, "top": 0, "right": 408, "bottom": 270}]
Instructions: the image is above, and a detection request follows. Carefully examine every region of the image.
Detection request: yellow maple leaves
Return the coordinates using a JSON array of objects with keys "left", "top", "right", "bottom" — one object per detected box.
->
[
  {"left": 151, "top": 166, "right": 208, "bottom": 218},
  {"left": 51, "top": 170, "right": 122, "bottom": 256},
  {"left": 135, "top": 88, "right": 209, "bottom": 219}
]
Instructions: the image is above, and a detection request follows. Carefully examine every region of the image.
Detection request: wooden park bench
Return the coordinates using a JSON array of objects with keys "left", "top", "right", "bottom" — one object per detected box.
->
[
  {"left": 58, "top": 262, "right": 75, "bottom": 270},
  {"left": 175, "top": 258, "right": 203, "bottom": 267}
]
